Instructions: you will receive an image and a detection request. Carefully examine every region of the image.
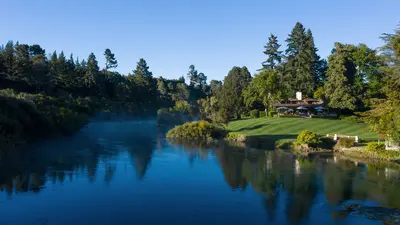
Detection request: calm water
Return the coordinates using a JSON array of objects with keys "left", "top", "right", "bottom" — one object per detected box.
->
[{"left": 1, "top": 121, "right": 400, "bottom": 225}]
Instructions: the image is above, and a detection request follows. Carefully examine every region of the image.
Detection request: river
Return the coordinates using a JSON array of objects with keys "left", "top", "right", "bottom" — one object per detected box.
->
[{"left": 0, "top": 120, "right": 399, "bottom": 225}]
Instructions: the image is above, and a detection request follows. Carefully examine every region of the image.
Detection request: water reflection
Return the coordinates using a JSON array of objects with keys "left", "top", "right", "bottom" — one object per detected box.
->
[
  {"left": 168, "top": 140, "right": 400, "bottom": 224},
  {"left": 0, "top": 121, "right": 400, "bottom": 225}
]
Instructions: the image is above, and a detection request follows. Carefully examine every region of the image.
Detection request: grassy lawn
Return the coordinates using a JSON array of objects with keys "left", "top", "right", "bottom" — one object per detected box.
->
[{"left": 227, "top": 117, "right": 379, "bottom": 142}]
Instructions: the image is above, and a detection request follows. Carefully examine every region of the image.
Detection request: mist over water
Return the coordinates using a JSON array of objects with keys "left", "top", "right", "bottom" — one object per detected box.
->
[{"left": 0, "top": 120, "right": 398, "bottom": 225}]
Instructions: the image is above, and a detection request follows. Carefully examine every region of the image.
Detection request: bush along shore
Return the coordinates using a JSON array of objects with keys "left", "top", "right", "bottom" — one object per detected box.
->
[
  {"left": 166, "top": 121, "right": 226, "bottom": 140},
  {"left": 0, "top": 89, "right": 91, "bottom": 148},
  {"left": 274, "top": 130, "right": 400, "bottom": 162}
]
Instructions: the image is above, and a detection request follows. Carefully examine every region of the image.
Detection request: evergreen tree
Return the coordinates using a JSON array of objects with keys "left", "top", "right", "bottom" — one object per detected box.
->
[
  {"left": 47, "top": 51, "right": 58, "bottom": 88},
  {"left": 133, "top": 58, "right": 153, "bottom": 86},
  {"left": 67, "top": 53, "right": 75, "bottom": 71},
  {"left": 261, "top": 34, "right": 282, "bottom": 70},
  {"left": 29, "top": 44, "right": 46, "bottom": 56},
  {"left": 3, "top": 41, "right": 14, "bottom": 76},
  {"left": 305, "top": 29, "right": 320, "bottom": 89},
  {"left": 104, "top": 48, "right": 118, "bottom": 71},
  {"left": 324, "top": 43, "right": 357, "bottom": 110},
  {"left": 315, "top": 59, "right": 328, "bottom": 87},
  {"left": 218, "top": 66, "right": 252, "bottom": 119},
  {"left": 29, "top": 44, "right": 47, "bottom": 89},
  {"left": 174, "top": 82, "right": 189, "bottom": 101},
  {"left": 84, "top": 53, "right": 99, "bottom": 89},
  {"left": 57, "top": 51, "right": 68, "bottom": 86},
  {"left": 187, "top": 65, "right": 207, "bottom": 88},
  {"left": 13, "top": 44, "right": 32, "bottom": 82},
  {"left": 0, "top": 47, "right": 5, "bottom": 77},
  {"left": 285, "top": 23, "right": 318, "bottom": 96},
  {"left": 209, "top": 80, "right": 222, "bottom": 95},
  {"left": 157, "top": 76, "right": 168, "bottom": 97}
]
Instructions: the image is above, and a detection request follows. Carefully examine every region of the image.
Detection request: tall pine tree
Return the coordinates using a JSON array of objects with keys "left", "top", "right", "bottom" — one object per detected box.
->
[
  {"left": 84, "top": 53, "right": 99, "bottom": 89},
  {"left": 133, "top": 58, "right": 153, "bottom": 87},
  {"left": 285, "top": 23, "right": 319, "bottom": 96},
  {"left": 13, "top": 44, "right": 32, "bottom": 83},
  {"left": 324, "top": 43, "right": 357, "bottom": 110},
  {"left": 261, "top": 34, "right": 282, "bottom": 70},
  {"left": 104, "top": 48, "right": 118, "bottom": 71}
]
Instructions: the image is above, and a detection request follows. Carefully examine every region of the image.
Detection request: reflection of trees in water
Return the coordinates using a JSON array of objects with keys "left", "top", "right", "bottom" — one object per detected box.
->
[
  {"left": 0, "top": 133, "right": 107, "bottom": 195},
  {"left": 214, "top": 146, "right": 317, "bottom": 222},
  {"left": 127, "top": 136, "right": 155, "bottom": 179},
  {"left": 323, "top": 160, "right": 357, "bottom": 206},
  {"left": 212, "top": 143, "right": 400, "bottom": 222},
  {"left": 215, "top": 147, "right": 248, "bottom": 191},
  {"left": 0, "top": 121, "right": 162, "bottom": 195},
  {"left": 168, "top": 139, "right": 319, "bottom": 223}
]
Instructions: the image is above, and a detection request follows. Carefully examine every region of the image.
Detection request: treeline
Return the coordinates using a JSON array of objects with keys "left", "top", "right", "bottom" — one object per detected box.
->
[
  {"left": 0, "top": 42, "right": 213, "bottom": 145},
  {"left": 0, "top": 42, "right": 212, "bottom": 113},
  {"left": 197, "top": 22, "right": 400, "bottom": 141},
  {"left": 1, "top": 21, "right": 399, "bottom": 144}
]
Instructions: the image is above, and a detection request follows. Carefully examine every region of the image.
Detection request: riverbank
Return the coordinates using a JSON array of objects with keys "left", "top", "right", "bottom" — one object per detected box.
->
[
  {"left": 224, "top": 118, "right": 400, "bottom": 162},
  {"left": 0, "top": 89, "right": 158, "bottom": 151}
]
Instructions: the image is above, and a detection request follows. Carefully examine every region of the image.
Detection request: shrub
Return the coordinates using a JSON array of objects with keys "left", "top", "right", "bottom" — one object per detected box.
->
[
  {"left": 250, "top": 110, "right": 259, "bottom": 118},
  {"left": 214, "top": 109, "right": 230, "bottom": 124},
  {"left": 296, "top": 130, "right": 320, "bottom": 145},
  {"left": 337, "top": 137, "right": 355, "bottom": 148},
  {"left": 166, "top": 121, "right": 225, "bottom": 139},
  {"left": 366, "top": 142, "right": 386, "bottom": 152},
  {"left": 225, "top": 132, "right": 247, "bottom": 142},
  {"left": 0, "top": 90, "right": 90, "bottom": 145},
  {"left": 268, "top": 111, "right": 277, "bottom": 117},
  {"left": 341, "top": 115, "right": 363, "bottom": 123},
  {"left": 259, "top": 111, "right": 266, "bottom": 118}
]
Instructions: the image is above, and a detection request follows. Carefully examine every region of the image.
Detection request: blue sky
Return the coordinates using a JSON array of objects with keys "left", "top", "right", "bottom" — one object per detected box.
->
[{"left": 1, "top": 0, "right": 399, "bottom": 82}]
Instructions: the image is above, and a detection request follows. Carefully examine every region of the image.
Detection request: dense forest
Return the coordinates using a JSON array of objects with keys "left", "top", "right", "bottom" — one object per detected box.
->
[{"left": 1, "top": 22, "right": 399, "bottom": 147}]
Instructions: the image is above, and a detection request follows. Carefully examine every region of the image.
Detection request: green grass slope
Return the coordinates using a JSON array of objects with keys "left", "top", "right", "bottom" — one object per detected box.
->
[{"left": 227, "top": 117, "right": 379, "bottom": 142}]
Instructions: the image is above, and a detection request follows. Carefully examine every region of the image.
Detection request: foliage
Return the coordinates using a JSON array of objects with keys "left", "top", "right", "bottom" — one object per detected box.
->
[
  {"left": 217, "top": 66, "right": 251, "bottom": 120},
  {"left": 157, "top": 101, "right": 195, "bottom": 126},
  {"left": 259, "top": 111, "right": 266, "bottom": 118},
  {"left": 268, "top": 111, "right": 277, "bottom": 117},
  {"left": 187, "top": 65, "right": 207, "bottom": 89},
  {"left": 366, "top": 142, "right": 386, "bottom": 153},
  {"left": 260, "top": 34, "right": 282, "bottom": 70},
  {"left": 166, "top": 121, "right": 225, "bottom": 139},
  {"left": 360, "top": 25, "right": 400, "bottom": 141},
  {"left": 325, "top": 43, "right": 383, "bottom": 111},
  {"left": 0, "top": 89, "right": 89, "bottom": 145},
  {"left": 284, "top": 23, "right": 321, "bottom": 96},
  {"left": 225, "top": 132, "right": 247, "bottom": 142},
  {"left": 337, "top": 137, "right": 356, "bottom": 148},
  {"left": 340, "top": 115, "right": 363, "bottom": 123},
  {"left": 243, "top": 69, "right": 283, "bottom": 111},
  {"left": 342, "top": 149, "right": 400, "bottom": 161},
  {"left": 250, "top": 110, "right": 259, "bottom": 118},
  {"left": 197, "top": 96, "right": 218, "bottom": 122},
  {"left": 104, "top": 48, "right": 118, "bottom": 71},
  {"left": 172, "top": 100, "right": 193, "bottom": 116},
  {"left": 156, "top": 108, "right": 185, "bottom": 126},
  {"left": 324, "top": 43, "right": 357, "bottom": 110},
  {"left": 313, "top": 86, "right": 326, "bottom": 101},
  {"left": 296, "top": 130, "right": 320, "bottom": 145}
]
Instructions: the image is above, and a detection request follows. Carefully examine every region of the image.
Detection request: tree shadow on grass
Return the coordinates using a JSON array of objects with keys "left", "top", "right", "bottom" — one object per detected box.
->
[
  {"left": 235, "top": 124, "right": 268, "bottom": 132},
  {"left": 245, "top": 135, "right": 298, "bottom": 150}
]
